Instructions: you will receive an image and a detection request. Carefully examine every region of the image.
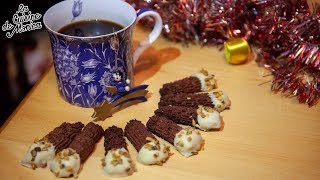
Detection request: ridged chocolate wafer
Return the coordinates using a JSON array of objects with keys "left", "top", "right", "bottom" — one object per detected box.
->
[
  {"left": 46, "top": 122, "right": 84, "bottom": 153},
  {"left": 160, "top": 76, "right": 202, "bottom": 96},
  {"left": 154, "top": 106, "right": 198, "bottom": 126},
  {"left": 81, "top": 122, "right": 104, "bottom": 143},
  {"left": 69, "top": 136, "right": 95, "bottom": 163},
  {"left": 159, "top": 93, "right": 214, "bottom": 108},
  {"left": 160, "top": 91, "right": 231, "bottom": 112},
  {"left": 124, "top": 119, "right": 156, "bottom": 151},
  {"left": 155, "top": 105, "right": 222, "bottom": 131},
  {"left": 104, "top": 126, "right": 127, "bottom": 154},
  {"left": 159, "top": 69, "right": 216, "bottom": 96},
  {"left": 146, "top": 115, "right": 182, "bottom": 144},
  {"left": 104, "top": 126, "right": 124, "bottom": 141},
  {"left": 69, "top": 122, "right": 103, "bottom": 163}
]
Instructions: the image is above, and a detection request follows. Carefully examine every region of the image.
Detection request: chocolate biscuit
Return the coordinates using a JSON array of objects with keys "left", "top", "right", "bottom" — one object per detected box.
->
[
  {"left": 46, "top": 122, "right": 84, "bottom": 153},
  {"left": 146, "top": 115, "right": 182, "bottom": 144},
  {"left": 124, "top": 119, "right": 156, "bottom": 151},
  {"left": 159, "top": 93, "right": 214, "bottom": 108},
  {"left": 160, "top": 76, "right": 201, "bottom": 96},
  {"left": 69, "top": 136, "right": 95, "bottom": 163},
  {"left": 104, "top": 126, "right": 127, "bottom": 154},
  {"left": 68, "top": 122, "right": 103, "bottom": 163},
  {"left": 154, "top": 106, "right": 198, "bottom": 126},
  {"left": 80, "top": 122, "right": 104, "bottom": 143}
]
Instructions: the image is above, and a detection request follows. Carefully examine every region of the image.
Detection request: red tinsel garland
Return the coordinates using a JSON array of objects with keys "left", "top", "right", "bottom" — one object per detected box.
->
[{"left": 127, "top": 0, "right": 320, "bottom": 106}]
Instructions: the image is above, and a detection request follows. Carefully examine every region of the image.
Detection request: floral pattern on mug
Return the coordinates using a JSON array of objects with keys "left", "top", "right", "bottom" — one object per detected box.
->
[
  {"left": 53, "top": 44, "right": 79, "bottom": 82},
  {"left": 48, "top": 25, "right": 134, "bottom": 107}
]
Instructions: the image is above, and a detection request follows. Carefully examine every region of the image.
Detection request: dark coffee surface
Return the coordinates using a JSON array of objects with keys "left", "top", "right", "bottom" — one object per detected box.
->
[{"left": 58, "top": 19, "right": 124, "bottom": 37}]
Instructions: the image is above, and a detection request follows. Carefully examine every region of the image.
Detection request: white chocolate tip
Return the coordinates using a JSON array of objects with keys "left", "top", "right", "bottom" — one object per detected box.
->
[
  {"left": 208, "top": 91, "right": 231, "bottom": 112},
  {"left": 196, "top": 106, "right": 221, "bottom": 131},
  {"left": 49, "top": 148, "right": 80, "bottom": 178},
  {"left": 102, "top": 148, "right": 135, "bottom": 177},
  {"left": 137, "top": 140, "right": 170, "bottom": 166},
  {"left": 21, "top": 138, "right": 55, "bottom": 169},
  {"left": 221, "top": 92, "right": 231, "bottom": 109},
  {"left": 192, "top": 70, "right": 216, "bottom": 92},
  {"left": 174, "top": 128, "right": 204, "bottom": 157}
]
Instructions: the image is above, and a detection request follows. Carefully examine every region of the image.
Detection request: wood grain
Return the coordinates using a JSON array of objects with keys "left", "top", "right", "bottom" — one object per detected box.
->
[{"left": 0, "top": 25, "right": 319, "bottom": 180}]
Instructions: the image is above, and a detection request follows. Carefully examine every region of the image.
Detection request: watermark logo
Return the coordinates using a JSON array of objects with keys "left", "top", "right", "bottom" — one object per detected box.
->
[{"left": 2, "top": 4, "right": 42, "bottom": 38}]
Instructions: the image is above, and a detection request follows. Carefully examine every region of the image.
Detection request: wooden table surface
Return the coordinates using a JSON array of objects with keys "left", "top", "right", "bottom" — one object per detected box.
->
[{"left": 1, "top": 26, "right": 320, "bottom": 180}]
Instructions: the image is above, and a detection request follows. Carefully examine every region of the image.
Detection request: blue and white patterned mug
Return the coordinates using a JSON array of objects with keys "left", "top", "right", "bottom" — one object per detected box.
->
[{"left": 43, "top": 0, "right": 162, "bottom": 107}]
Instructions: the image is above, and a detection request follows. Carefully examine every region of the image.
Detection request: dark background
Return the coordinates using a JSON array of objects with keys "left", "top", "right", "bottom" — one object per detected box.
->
[{"left": 0, "top": 0, "right": 62, "bottom": 126}]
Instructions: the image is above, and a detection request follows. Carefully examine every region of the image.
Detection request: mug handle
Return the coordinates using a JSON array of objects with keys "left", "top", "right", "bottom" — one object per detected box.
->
[{"left": 133, "top": 8, "right": 163, "bottom": 66}]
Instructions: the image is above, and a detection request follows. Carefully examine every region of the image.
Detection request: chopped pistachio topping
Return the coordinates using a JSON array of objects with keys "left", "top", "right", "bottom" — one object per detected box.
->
[
  {"left": 65, "top": 166, "right": 74, "bottom": 172},
  {"left": 204, "top": 76, "right": 215, "bottom": 90},
  {"left": 62, "top": 150, "right": 68, "bottom": 156},
  {"left": 146, "top": 137, "right": 155, "bottom": 142},
  {"left": 151, "top": 145, "right": 160, "bottom": 151},
  {"left": 180, "top": 130, "right": 185, "bottom": 135},
  {"left": 31, "top": 163, "right": 37, "bottom": 170},
  {"left": 197, "top": 106, "right": 202, "bottom": 114},
  {"left": 35, "top": 147, "right": 41, "bottom": 151},
  {"left": 43, "top": 137, "right": 49, "bottom": 142},
  {"left": 111, "top": 158, "right": 123, "bottom": 166},
  {"left": 144, "top": 140, "right": 161, "bottom": 151},
  {"left": 191, "top": 151, "right": 199, "bottom": 155},
  {"left": 73, "top": 155, "right": 78, "bottom": 160},
  {"left": 213, "top": 91, "right": 223, "bottom": 97},
  {"left": 110, "top": 150, "right": 125, "bottom": 166},
  {"left": 200, "top": 68, "right": 209, "bottom": 76},
  {"left": 144, "top": 143, "right": 151, "bottom": 149},
  {"left": 43, "top": 143, "right": 51, "bottom": 150},
  {"left": 177, "top": 141, "right": 184, "bottom": 147},
  {"left": 203, "top": 106, "right": 215, "bottom": 112},
  {"left": 125, "top": 167, "right": 131, "bottom": 172},
  {"left": 69, "top": 148, "right": 76, "bottom": 154},
  {"left": 163, "top": 146, "right": 170, "bottom": 153},
  {"left": 120, "top": 151, "right": 130, "bottom": 158},
  {"left": 187, "top": 137, "right": 192, "bottom": 142},
  {"left": 101, "top": 159, "right": 106, "bottom": 167},
  {"left": 33, "top": 138, "right": 39, "bottom": 143},
  {"left": 197, "top": 106, "right": 206, "bottom": 118},
  {"left": 31, "top": 149, "right": 37, "bottom": 158},
  {"left": 185, "top": 127, "right": 194, "bottom": 135},
  {"left": 213, "top": 91, "right": 224, "bottom": 102},
  {"left": 192, "top": 119, "right": 197, "bottom": 127},
  {"left": 55, "top": 148, "right": 76, "bottom": 161},
  {"left": 112, "top": 153, "right": 120, "bottom": 159},
  {"left": 154, "top": 140, "right": 160, "bottom": 145},
  {"left": 153, "top": 152, "right": 159, "bottom": 158}
]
